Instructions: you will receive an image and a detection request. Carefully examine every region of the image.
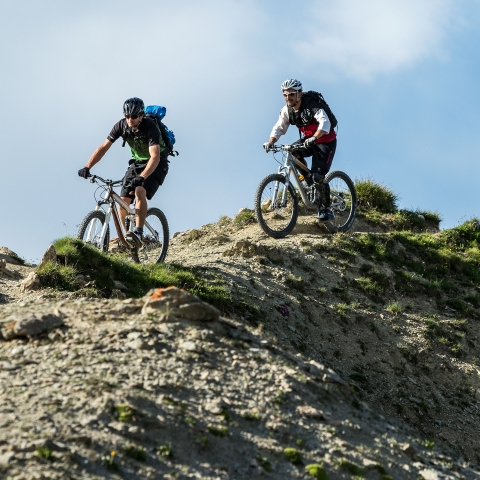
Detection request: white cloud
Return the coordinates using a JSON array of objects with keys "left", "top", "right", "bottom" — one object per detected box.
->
[{"left": 295, "top": 0, "right": 457, "bottom": 80}]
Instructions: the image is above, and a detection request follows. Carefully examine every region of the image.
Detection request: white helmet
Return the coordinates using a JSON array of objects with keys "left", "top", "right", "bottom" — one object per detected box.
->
[{"left": 281, "top": 79, "right": 302, "bottom": 91}]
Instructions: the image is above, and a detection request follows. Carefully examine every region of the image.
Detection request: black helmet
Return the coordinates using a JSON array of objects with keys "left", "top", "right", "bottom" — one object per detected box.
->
[{"left": 123, "top": 97, "right": 145, "bottom": 116}]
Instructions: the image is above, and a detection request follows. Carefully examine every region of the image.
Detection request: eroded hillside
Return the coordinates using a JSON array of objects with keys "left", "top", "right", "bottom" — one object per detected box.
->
[
  {"left": 166, "top": 212, "right": 480, "bottom": 463},
  {"left": 1, "top": 208, "right": 480, "bottom": 479},
  {"left": 0, "top": 286, "right": 478, "bottom": 479}
]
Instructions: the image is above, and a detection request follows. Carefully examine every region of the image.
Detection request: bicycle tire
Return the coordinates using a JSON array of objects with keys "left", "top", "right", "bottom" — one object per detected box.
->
[
  {"left": 324, "top": 171, "right": 357, "bottom": 233},
  {"left": 141, "top": 207, "right": 169, "bottom": 263},
  {"left": 77, "top": 210, "right": 110, "bottom": 252},
  {"left": 254, "top": 173, "right": 298, "bottom": 238}
]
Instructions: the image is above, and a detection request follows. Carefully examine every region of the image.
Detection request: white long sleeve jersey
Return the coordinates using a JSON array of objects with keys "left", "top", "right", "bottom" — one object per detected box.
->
[{"left": 270, "top": 105, "right": 331, "bottom": 141}]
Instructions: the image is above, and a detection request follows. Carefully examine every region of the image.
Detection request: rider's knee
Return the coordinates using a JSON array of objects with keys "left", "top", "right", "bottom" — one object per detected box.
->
[{"left": 135, "top": 186, "right": 147, "bottom": 199}]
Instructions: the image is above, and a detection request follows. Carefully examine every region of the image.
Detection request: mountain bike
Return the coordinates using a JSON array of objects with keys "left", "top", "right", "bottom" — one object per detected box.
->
[
  {"left": 254, "top": 144, "right": 357, "bottom": 238},
  {"left": 77, "top": 175, "right": 169, "bottom": 263}
]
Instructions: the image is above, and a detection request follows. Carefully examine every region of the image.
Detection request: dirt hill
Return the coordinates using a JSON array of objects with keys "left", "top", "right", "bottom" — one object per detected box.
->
[
  {"left": 167, "top": 213, "right": 480, "bottom": 460},
  {"left": 1, "top": 210, "right": 480, "bottom": 479}
]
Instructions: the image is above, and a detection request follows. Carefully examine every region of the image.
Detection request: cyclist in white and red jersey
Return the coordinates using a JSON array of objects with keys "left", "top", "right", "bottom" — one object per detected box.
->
[{"left": 264, "top": 79, "right": 337, "bottom": 222}]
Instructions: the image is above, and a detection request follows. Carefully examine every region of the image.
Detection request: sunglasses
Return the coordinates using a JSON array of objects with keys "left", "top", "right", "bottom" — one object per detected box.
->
[
  {"left": 125, "top": 114, "right": 140, "bottom": 119},
  {"left": 283, "top": 92, "right": 298, "bottom": 98}
]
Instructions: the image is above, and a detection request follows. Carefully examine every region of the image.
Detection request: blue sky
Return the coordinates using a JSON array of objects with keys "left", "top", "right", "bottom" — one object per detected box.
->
[{"left": 1, "top": 0, "right": 480, "bottom": 261}]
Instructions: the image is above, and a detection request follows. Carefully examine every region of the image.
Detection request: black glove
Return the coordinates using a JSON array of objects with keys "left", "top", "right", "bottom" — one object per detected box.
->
[
  {"left": 131, "top": 175, "right": 145, "bottom": 187},
  {"left": 78, "top": 167, "right": 90, "bottom": 179},
  {"left": 263, "top": 142, "right": 274, "bottom": 152}
]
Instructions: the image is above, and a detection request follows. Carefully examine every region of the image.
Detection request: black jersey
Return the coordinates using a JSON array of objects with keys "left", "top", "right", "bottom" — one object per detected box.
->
[{"left": 107, "top": 117, "right": 166, "bottom": 161}]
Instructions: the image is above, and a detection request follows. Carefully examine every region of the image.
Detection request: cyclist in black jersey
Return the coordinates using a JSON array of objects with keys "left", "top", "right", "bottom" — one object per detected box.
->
[{"left": 78, "top": 97, "right": 169, "bottom": 247}]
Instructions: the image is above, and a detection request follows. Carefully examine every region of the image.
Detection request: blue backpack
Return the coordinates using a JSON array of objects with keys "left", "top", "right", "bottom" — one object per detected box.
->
[{"left": 145, "top": 105, "right": 178, "bottom": 157}]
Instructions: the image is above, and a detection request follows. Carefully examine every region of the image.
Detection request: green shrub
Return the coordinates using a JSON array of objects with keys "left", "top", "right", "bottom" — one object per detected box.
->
[
  {"left": 36, "top": 261, "right": 77, "bottom": 291},
  {"left": 284, "top": 447, "right": 302, "bottom": 465},
  {"left": 391, "top": 209, "right": 441, "bottom": 231},
  {"left": 355, "top": 178, "right": 398, "bottom": 213},
  {"left": 305, "top": 463, "right": 329, "bottom": 479},
  {"left": 217, "top": 215, "right": 231, "bottom": 226},
  {"left": 441, "top": 218, "right": 480, "bottom": 248},
  {"left": 36, "top": 237, "right": 231, "bottom": 307},
  {"left": 208, "top": 425, "right": 229, "bottom": 437},
  {"left": 355, "top": 277, "right": 383, "bottom": 296},
  {"left": 285, "top": 275, "right": 304, "bottom": 292},
  {"left": 234, "top": 209, "right": 256, "bottom": 226},
  {"left": 157, "top": 445, "right": 173, "bottom": 458},
  {"left": 386, "top": 301, "right": 402, "bottom": 315},
  {"left": 335, "top": 303, "right": 349, "bottom": 316},
  {"left": 36, "top": 447, "right": 54, "bottom": 461},
  {"left": 114, "top": 404, "right": 137, "bottom": 422}
]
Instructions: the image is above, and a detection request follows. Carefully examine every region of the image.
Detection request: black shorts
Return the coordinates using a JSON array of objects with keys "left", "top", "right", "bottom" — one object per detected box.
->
[
  {"left": 121, "top": 154, "right": 169, "bottom": 200},
  {"left": 294, "top": 138, "right": 337, "bottom": 176}
]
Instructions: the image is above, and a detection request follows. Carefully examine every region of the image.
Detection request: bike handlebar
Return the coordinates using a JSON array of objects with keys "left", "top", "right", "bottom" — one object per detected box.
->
[
  {"left": 88, "top": 174, "right": 123, "bottom": 186},
  {"left": 268, "top": 143, "right": 308, "bottom": 153}
]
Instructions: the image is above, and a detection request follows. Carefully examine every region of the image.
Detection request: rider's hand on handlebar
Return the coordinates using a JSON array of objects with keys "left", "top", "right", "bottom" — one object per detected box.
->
[
  {"left": 263, "top": 142, "right": 274, "bottom": 153},
  {"left": 131, "top": 175, "right": 145, "bottom": 187},
  {"left": 304, "top": 136, "right": 317, "bottom": 147},
  {"left": 78, "top": 167, "right": 90, "bottom": 179}
]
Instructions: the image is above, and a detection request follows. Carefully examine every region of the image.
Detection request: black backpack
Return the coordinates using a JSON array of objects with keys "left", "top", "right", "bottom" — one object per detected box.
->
[{"left": 288, "top": 90, "right": 338, "bottom": 130}]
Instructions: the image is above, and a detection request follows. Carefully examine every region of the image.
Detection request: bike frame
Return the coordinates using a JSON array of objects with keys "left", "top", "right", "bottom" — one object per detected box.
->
[
  {"left": 84, "top": 178, "right": 159, "bottom": 249},
  {"left": 277, "top": 149, "right": 316, "bottom": 209},
  {"left": 274, "top": 146, "right": 347, "bottom": 214}
]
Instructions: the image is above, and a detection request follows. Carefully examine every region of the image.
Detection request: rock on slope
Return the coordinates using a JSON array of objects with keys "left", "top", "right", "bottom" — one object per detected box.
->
[{"left": 0, "top": 287, "right": 477, "bottom": 479}]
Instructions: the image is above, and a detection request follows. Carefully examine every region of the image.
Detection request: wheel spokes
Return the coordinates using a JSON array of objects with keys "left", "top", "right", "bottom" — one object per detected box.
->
[
  {"left": 260, "top": 180, "right": 295, "bottom": 229},
  {"left": 327, "top": 176, "right": 354, "bottom": 229}
]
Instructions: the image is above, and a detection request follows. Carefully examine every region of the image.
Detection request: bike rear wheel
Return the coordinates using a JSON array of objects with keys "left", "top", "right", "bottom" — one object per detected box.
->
[
  {"left": 139, "top": 207, "right": 169, "bottom": 263},
  {"left": 77, "top": 210, "right": 110, "bottom": 252},
  {"left": 324, "top": 171, "right": 357, "bottom": 233},
  {"left": 254, "top": 173, "right": 298, "bottom": 238}
]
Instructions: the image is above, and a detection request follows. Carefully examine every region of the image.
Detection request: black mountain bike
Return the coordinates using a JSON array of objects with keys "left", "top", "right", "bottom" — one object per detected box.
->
[{"left": 254, "top": 143, "right": 357, "bottom": 238}]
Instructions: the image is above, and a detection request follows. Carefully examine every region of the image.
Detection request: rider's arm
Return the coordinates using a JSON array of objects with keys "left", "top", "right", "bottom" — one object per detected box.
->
[
  {"left": 138, "top": 145, "right": 160, "bottom": 179},
  {"left": 270, "top": 106, "right": 289, "bottom": 142},
  {"left": 312, "top": 129, "right": 327, "bottom": 141},
  {"left": 85, "top": 139, "right": 113, "bottom": 169},
  {"left": 313, "top": 108, "right": 331, "bottom": 138}
]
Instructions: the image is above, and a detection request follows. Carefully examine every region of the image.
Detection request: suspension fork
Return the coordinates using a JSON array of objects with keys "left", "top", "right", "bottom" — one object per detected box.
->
[
  {"left": 274, "top": 164, "right": 292, "bottom": 207},
  {"left": 85, "top": 197, "right": 109, "bottom": 243}
]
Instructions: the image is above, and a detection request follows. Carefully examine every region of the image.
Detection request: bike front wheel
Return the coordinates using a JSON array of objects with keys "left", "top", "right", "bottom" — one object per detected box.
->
[
  {"left": 254, "top": 173, "right": 298, "bottom": 238},
  {"left": 324, "top": 171, "right": 357, "bottom": 233},
  {"left": 77, "top": 210, "right": 110, "bottom": 252},
  {"left": 140, "top": 207, "right": 169, "bottom": 263}
]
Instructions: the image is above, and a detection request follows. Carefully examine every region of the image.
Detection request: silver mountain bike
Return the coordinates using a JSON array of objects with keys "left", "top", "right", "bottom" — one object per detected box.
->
[
  {"left": 254, "top": 143, "right": 357, "bottom": 238},
  {"left": 77, "top": 174, "right": 169, "bottom": 263}
]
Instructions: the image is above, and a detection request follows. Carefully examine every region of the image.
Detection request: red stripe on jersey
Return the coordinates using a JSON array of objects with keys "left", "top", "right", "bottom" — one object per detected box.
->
[{"left": 300, "top": 123, "right": 337, "bottom": 143}]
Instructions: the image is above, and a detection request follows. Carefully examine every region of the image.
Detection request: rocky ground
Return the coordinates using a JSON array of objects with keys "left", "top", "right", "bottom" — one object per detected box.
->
[
  {"left": 1, "top": 212, "right": 480, "bottom": 479},
  {"left": 166, "top": 213, "right": 480, "bottom": 464},
  {"left": 0, "top": 289, "right": 477, "bottom": 479}
]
